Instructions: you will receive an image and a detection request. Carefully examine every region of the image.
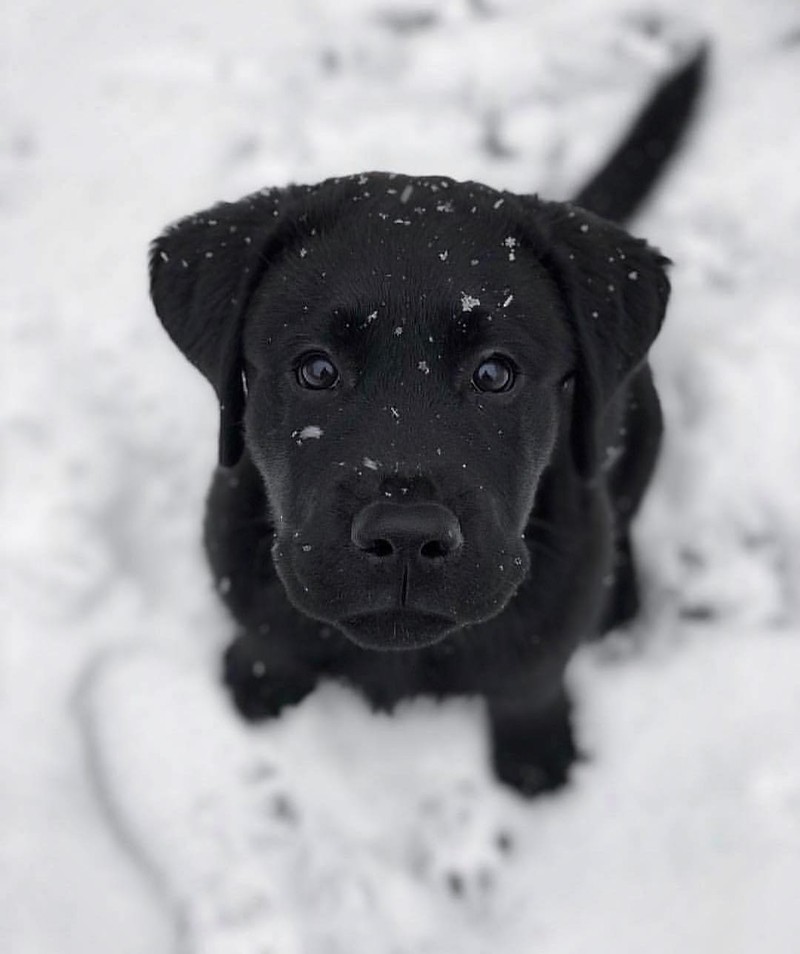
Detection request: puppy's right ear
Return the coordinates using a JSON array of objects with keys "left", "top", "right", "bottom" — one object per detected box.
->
[{"left": 149, "top": 188, "right": 291, "bottom": 467}]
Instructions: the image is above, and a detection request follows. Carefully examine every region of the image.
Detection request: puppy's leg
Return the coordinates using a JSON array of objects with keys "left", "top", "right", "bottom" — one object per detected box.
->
[
  {"left": 205, "top": 454, "right": 319, "bottom": 720},
  {"left": 599, "top": 364, "right": 664, "bottom": 635},
  {"left": 223, "top": 631, "right": 317, "bottom": 721},
  {"left": 487, "top": 685, "right": 579, "bottom": 797},
  {"left": 599, "top": 532, "right": 640, "bottom": 633}
]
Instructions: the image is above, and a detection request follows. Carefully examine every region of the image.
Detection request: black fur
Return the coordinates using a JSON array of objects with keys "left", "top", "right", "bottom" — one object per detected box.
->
[
  {"left": 574, "top": 44, "right": 708, "bottom": 221},
  {"left": 149, "top": 49, "right": 704, "bottom": 796}
]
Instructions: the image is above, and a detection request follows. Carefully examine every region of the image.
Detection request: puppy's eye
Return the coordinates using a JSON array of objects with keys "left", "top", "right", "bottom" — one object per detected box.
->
[
  {"left": 297, "top": 353, "right": 339, "bottom": 390},
  {"left": 472, "top": 356, "right": 515, "bottom": 393}
]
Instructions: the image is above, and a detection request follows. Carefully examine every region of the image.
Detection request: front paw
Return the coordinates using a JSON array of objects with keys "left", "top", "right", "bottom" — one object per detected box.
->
[
  {"left": 489, "top": 691, "right": 581, "bottom": 798},
  {"left": 223, "top": 635, "right": 317, "bottom": 721}
]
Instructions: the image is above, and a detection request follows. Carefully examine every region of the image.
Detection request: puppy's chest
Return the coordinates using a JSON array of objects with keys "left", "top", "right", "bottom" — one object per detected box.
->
[{"left": 324, "top": 629, "right": 532, "bottom": 706}]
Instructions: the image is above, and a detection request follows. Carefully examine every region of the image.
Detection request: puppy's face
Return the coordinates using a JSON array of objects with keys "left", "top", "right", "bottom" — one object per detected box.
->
[
  {"left": 241, "top": 190, "right": 574, "bottom": 648},
  {"left": 150, "top": 174, "right": 669, "bottom": 651}
]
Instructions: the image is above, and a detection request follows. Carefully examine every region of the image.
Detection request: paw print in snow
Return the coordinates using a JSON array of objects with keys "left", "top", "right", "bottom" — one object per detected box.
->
[
  {"left": 177, "top": 760, "right": 307, "bottom": 953},
  {"left": 406, "top": 784, "right": 516, "bottom": 905}
]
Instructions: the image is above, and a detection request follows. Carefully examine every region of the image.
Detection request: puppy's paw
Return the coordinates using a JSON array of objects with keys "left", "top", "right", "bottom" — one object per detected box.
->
[
  {"left": 223, "top": 636, "right": 316, "bottom": 721},
  {"left": 489, "top": 691, "right": 582, "bottom": 798},
  {"left": 492, "top": 732, "right": 579, "bottom": 797}
]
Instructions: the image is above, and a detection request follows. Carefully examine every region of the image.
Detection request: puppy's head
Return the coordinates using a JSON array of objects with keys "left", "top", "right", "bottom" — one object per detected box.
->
[{"left": 150, "top": 174, "right": 669, "bottom": 650}]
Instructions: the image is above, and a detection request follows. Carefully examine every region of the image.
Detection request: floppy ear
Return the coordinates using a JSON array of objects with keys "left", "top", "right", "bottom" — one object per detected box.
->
[
  {"left": 149, "top": 188, "right": 294, "bottom": 467},
  {"left": 519, "top": 196, "right": 671, "bottom": 480}
]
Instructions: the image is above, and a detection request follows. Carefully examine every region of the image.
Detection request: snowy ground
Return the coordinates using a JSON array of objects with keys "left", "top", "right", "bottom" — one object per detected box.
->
[{"left": 2, "top": 1, "right": 800, "bottom": 952}]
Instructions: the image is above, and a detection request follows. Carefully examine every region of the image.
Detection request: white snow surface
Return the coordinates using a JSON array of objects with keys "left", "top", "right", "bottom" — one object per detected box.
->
[{"left": 2, "top": 1, "right": 800, "bottom": 952}]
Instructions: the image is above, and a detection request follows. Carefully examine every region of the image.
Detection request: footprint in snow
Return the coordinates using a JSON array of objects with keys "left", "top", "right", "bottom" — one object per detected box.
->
[{"left": 405, "top": 784, "right": 517, "bottom": 905}]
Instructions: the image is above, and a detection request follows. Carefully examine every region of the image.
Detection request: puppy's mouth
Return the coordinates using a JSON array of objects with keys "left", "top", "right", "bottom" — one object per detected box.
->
[
  {"left": 337, "top": 609, "right": 459, "bottom": 651},
  {"left": 274, "top": 523, "right": 530, "bottom": 651}
]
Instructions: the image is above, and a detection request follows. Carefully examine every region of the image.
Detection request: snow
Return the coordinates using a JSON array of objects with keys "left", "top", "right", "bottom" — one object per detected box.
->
[
  {"left": 2, "top": 1, "right": 800, "bottom": 953},
  {"left": 293, "top": 425, "right": 324, "bottom": 444}
]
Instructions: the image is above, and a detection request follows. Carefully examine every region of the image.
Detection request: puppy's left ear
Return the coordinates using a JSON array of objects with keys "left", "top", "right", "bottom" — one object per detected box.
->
[
  {"left": 520, "top": 197, "right": 671, "bottom": 480},
  {"left": 149, "top": 189, "right": 291, "bottom": 467}
]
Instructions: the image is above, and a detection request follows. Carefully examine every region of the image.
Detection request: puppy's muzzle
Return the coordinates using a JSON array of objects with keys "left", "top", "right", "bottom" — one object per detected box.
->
[{"left": 351, "top": 501, "right": 463, "bottom": 565}]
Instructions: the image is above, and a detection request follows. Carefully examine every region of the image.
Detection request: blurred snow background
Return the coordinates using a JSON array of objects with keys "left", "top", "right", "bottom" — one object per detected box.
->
[{"left": 1, "top": 1, "right": 799, "bottom": 952}]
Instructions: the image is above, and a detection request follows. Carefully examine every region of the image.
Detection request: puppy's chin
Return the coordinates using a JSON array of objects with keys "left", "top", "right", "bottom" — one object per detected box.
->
[{"left": 336, "top": 611, "right": 460, "bottom": 651}]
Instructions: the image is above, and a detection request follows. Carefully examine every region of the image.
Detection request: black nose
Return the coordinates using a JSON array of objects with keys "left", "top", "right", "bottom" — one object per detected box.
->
[{"left": 351, "top": 501, "right": 463, "bottom": 562}]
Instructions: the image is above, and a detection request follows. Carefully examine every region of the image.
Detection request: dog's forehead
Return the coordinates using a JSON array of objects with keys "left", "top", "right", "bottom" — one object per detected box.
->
[
  {"left": 316, "top": 172, "right": 520, "bottom": 251},
  {"left": 244, "top": 172, "right": 572, "bottom": 363},
  {"left": 311, "top": 176, "right": 546, "bottom": 291},
  {"left": 308, "top": 171, "right": 506, "bottom": 211}
]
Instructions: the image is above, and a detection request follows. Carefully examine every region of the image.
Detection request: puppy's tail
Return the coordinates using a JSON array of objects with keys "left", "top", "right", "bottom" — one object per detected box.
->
[{"left": 573, "top": 44, "right": 708, "bottom": 223}]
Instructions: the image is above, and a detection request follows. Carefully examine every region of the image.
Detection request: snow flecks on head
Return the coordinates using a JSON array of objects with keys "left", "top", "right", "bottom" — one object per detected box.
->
[
  {"left": 628, "top": 270, "right": 639, "bottom": 281},
  {"left": 418, "top": 360, "right": 430, "bottom": 374},
  {"left": 580, "top": 223, "right": 590, "bottom": 233},
  {"left": 493, "top": 198, "right": 505, "bottom": 210},
  {"left": 399, "top": 184, "right": 414, "bottom": 204},
  {"left": 299, "top": 247, "right": 308, "bottom": 258},
  {"left": 503, "top": 236, "right": 517, "bottom": 262},
  {"left": 603, "top": 445, "right": 624, "bottom": 472},
  {"left": 436, "top": 200, "right": 454, "bottom": 213},
  {"left": 158, "top": 250, "right": 169, "bottom": 263},
  {"left": 439, "top": 250, "right": 449, "bottom": 262},
  {"left": 362, "top": 457, "right": 380, "bottom": 471},
  {"left": 502, "top": 294, "right": 514, "bottom": 308},
  {"left": 389, "top": 406, "right": 400, "bottom": 421},
  {"left": 394, "top": 326, "right": 403, "bottom": 336},
  {"left": 292, "top": 425, "right": 323, "bottom": 445},
  {"left": 461, "top": 291, "right": 481, "bottom": 312}
]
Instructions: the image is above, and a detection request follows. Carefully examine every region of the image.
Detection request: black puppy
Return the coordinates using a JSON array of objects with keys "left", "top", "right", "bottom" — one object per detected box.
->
[{"left": 150, "top": 52, "right": 704, "bottom": 796}]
